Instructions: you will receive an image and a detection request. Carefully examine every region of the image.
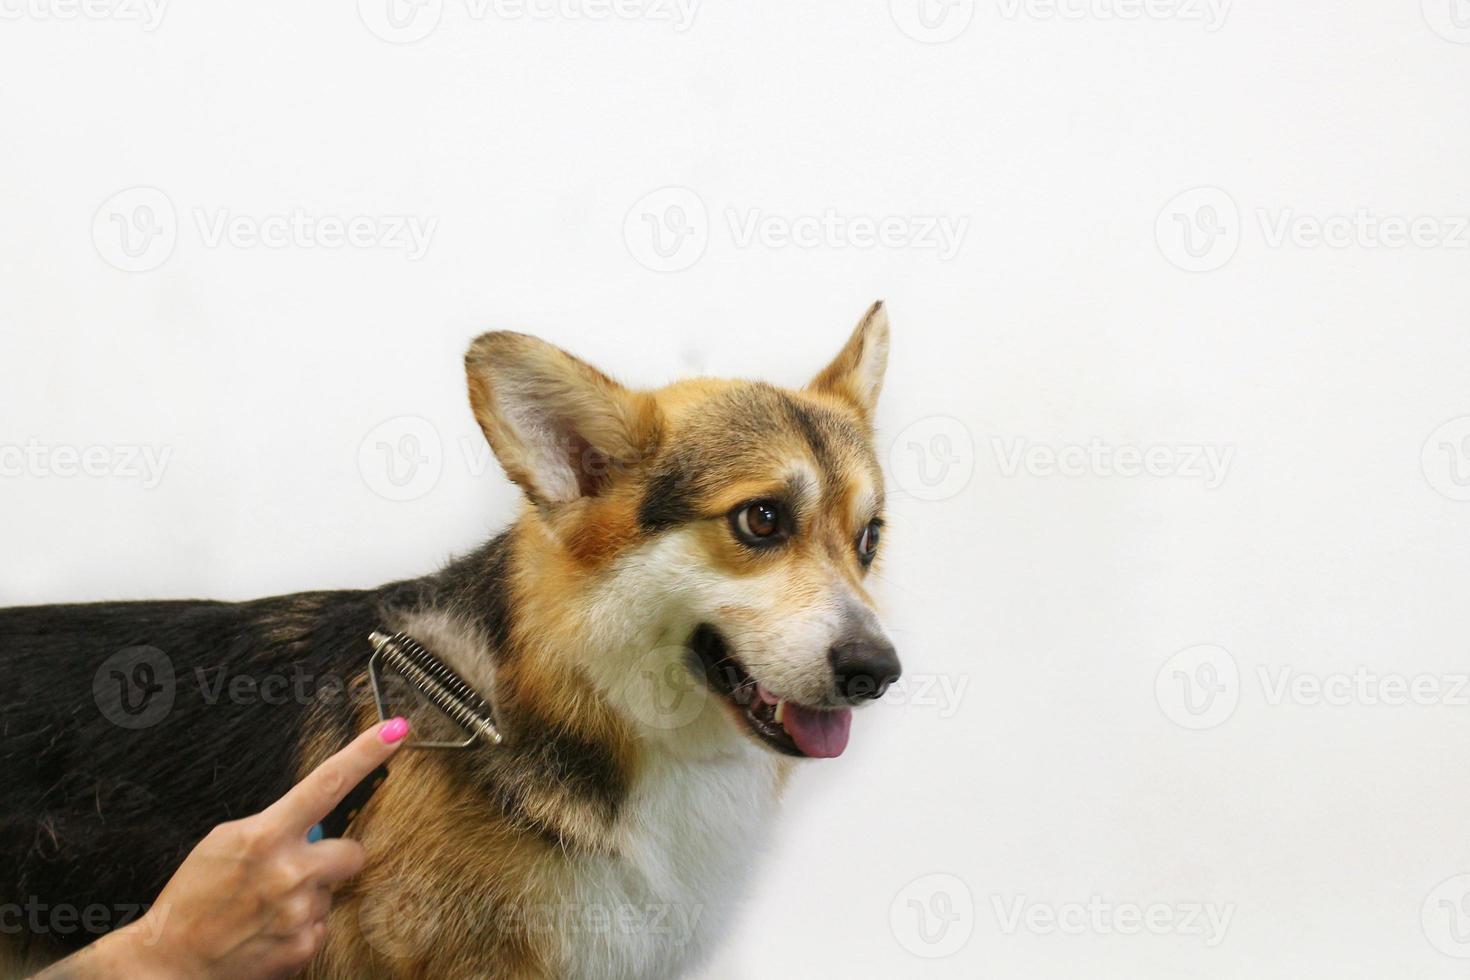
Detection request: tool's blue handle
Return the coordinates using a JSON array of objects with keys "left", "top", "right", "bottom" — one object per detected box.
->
[{"left": 310, "top": 762, "right": 390, "bottom": 841}]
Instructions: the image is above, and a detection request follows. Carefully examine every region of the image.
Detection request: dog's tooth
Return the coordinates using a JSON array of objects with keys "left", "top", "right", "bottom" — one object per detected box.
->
[{"left": 774, "top": 700, "right": 786, "bottom": 726}]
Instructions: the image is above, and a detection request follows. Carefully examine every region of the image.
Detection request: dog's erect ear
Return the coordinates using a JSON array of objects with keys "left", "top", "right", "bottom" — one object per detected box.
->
[
  {"left": 807, "top": 300, "right": 890, "bottom": 422},
  {"left": 465, "top": 332, "right": 660, "bottom": 507}
]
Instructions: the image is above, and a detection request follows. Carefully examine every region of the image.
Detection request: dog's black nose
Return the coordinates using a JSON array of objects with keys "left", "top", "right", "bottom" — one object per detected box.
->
[{"left": 829, "top": 636, "right": 901, "bottom": 703}]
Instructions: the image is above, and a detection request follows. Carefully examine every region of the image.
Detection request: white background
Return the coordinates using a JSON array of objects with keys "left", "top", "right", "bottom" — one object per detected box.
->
[{"left": 3, "top": 1, "right": 1470, "bottom": 976}]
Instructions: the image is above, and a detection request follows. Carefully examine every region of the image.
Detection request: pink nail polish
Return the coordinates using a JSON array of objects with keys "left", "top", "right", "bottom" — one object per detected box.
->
[{"left": 380, "top": 717, "right": 410, "bottom": 744}]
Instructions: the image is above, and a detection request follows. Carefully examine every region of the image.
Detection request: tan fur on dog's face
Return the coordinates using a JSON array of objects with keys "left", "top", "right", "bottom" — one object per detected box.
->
[
  {"left": 465, "top": 302, "right": 894, "bottom": 751},
  {"left": 627, "top": 378, "right": 887, "bottom": 707}
]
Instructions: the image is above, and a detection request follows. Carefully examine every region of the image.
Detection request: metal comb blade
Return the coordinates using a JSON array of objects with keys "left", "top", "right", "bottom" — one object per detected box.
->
[{"left": 367, "top": 629, "right": 502, "bottom": 749}]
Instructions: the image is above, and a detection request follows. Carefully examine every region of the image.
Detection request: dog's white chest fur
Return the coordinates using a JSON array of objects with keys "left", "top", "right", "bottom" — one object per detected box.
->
[{"left": 556, "top": 748, "right": 782, "bottom": 980}]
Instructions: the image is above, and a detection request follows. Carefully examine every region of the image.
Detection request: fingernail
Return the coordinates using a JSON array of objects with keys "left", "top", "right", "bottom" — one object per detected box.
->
[
  {"left": 306, "top": 823, "right": 324, "bottom": 843},
  {"left": 380, "top": 716, "right": 410, "bottom": 744}
]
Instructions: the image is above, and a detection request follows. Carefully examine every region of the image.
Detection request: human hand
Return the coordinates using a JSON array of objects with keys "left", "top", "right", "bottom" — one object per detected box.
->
[{"left": 55, "top": 717, "right": 410, "bottom": 980}]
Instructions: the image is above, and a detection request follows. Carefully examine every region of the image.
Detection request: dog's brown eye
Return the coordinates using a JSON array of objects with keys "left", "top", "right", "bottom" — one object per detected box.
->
[
  {"left": 731, "top": 500, "right": 786, "bottom": 546},
  {"left": 857, "top": 520, "right": 882, "bottom": 563}
]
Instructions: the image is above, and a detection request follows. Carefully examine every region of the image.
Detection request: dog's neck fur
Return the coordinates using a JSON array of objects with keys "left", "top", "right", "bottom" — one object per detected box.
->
[{"left": 385, "top": 514, "right": 785, "bottom": 858}]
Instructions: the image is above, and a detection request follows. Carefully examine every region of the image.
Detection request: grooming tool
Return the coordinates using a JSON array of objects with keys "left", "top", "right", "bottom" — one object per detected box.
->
[
  {"left": 366, "top": 630, "right": 503, "bottom": 749},
  {"left": 313, "top": 629, "right": 501, "bottom": 841}
]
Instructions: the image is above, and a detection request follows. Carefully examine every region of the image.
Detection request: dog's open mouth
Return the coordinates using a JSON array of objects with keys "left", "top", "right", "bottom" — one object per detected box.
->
[{"left": 687, "top": 624, "right": 852, "bottom": 759}]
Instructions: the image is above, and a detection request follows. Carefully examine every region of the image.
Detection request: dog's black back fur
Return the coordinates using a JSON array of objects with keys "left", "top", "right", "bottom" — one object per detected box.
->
[
  {"left": 0, "top": 531, "right": 532, "bottom": 959},
  {"left": 0, "top": 582, "right": 418, "bottom": 955}
]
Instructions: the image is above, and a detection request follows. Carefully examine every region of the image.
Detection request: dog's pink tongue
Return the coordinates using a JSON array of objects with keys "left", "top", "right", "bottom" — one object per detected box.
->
[{"left": 781, "top": 704, "right": 853, "bottom": 758}]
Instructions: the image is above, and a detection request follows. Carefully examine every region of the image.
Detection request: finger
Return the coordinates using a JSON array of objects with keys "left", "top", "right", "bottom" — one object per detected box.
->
[
  {"left": 301, "top": 838, "right": 367, "bottom": 886},
  {"left": 263, "top": 717, "right": 410, "bottom": 835},
  {"left": 309, "top": 884, "right": 332, "bottom": 923},
  {"left": 263, "top": 921, "right": 327, "bottom": 979},
  {"left": 268, "top": 883, "right": 333, "bottom": 937}
]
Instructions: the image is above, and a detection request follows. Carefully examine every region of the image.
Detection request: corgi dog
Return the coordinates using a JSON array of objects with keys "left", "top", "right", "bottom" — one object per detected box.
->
[{"left": 0, "top": 302, "right": 901, "bottom": 979}]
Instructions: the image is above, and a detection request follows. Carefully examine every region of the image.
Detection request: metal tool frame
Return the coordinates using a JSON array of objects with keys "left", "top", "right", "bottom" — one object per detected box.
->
[{"left": 366, "top": 630, "right": 502, "bottom": 750}]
